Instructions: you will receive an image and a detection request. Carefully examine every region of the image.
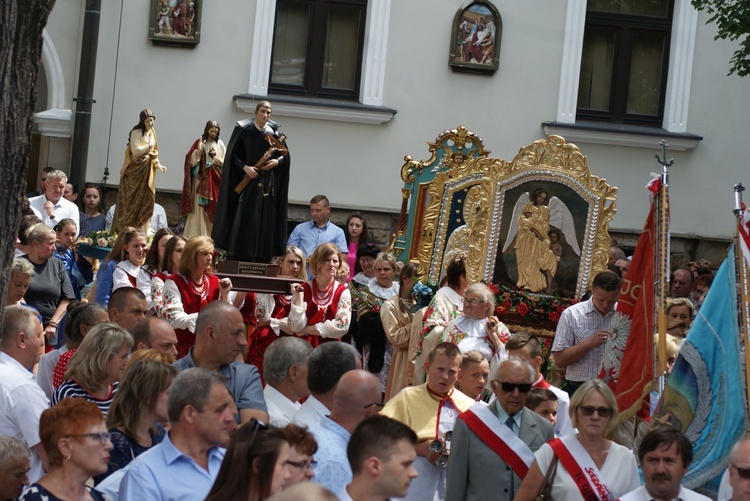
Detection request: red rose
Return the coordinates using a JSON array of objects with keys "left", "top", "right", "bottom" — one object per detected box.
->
[
  {"left": 558, "top": 305, "right": 568, "bottom": 313},
  {"left": 517, "top": 302, "right": 530, "bottom": 317},
  {"left": 549, "top": 311, "right": 560, "bottom": 322},
  {"left": 503, "top": 300, "right": 512, "bottom": 309},
  {"left": 488, "top": 284, "right": 499, "bottom": 295},
  {"left": 495, "top": 306, "right": 506, "bottom": 315}
]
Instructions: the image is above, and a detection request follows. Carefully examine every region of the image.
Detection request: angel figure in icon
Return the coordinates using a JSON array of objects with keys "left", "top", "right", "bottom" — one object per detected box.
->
[{"left": 503, "top": 188, "right": 580, "bottom": 294}]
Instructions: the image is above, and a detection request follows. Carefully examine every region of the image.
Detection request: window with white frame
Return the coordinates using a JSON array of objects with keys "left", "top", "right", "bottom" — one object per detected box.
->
[
  {"left": 577, "top": 0, "right": 674, "bottom": 126},
  {"left": 269, "top": 0, "right": 367, "bottom": 101}
]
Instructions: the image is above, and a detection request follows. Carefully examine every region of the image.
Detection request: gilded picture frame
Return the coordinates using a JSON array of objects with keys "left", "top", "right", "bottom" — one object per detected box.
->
[
  {"left": 396, "top": 132, "right": 617, "bottom": 299},
  {"left": 449, "top": 0, "right": 502, "bottom": 75},
  {"left": 149, "top": 0, "right": 201, "bottom": 47}
]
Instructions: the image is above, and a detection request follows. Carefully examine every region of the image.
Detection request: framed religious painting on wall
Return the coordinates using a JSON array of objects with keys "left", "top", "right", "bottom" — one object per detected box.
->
[
  {"left": 449, "top": 0, "right": 502, "bottom": 74},
  {"left": 149, "top": 0, "right": 201, "bottom": 47}
]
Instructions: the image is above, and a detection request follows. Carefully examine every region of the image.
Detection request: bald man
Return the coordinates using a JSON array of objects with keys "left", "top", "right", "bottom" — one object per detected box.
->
[
  {"left": 131, "top": 317, "right": 179, "bottom": 359},
  {"left": 310, "top": 370, "right": 382, "bottom": 496}
]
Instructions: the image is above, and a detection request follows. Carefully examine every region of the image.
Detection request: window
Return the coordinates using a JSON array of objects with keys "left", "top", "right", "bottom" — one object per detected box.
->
[
  {"left": 269, "top": 0, "right": 367, "bottom": 101},
  {"left": 576, "top": 0, "right": 674, "bottom": 126}
]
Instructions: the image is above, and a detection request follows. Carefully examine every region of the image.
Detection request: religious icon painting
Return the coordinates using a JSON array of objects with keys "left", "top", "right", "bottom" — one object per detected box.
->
[
  {"left": 449, "top": 1, "right": 502, "bottom": 74},
  {"left": 149, "top": 0, "right": 201, "bottom": 46}
]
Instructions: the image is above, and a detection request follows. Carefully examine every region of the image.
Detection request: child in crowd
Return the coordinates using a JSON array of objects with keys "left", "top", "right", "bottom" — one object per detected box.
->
[
  {"left": 525, "top": 387, "right": 558, "bottom": 429},
  {"left": 455, "top": 350, "right": 491, "bottom": 402}
]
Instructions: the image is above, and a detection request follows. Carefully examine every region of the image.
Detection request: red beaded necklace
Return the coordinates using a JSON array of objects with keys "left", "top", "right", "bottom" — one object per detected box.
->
[
  {"left": 311, "top": 279, "right": 335, "bottom": 309},
  {"left": 187, "top": 273, "right": 209, "bottom": 301}
]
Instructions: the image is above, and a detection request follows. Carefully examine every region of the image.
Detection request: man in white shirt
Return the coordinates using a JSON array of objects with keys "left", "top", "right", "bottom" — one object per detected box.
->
[
  {"left": 106, "top": 202, "right": 168, "bottom": 233},
  {"left": 0, "top": 306, "right": 49, "bottom": 483},
  {"left": 28, "top": 170, "right": 79, "bottom": 236},
  {"left": 263, "top": 337, "right": 313, "bottom": 427},
  {"left": 621, "top": 428, "right": 710, "bottom": 501},
  {"left": 294, "top": 342, "right": 361, "bottom": 429}
]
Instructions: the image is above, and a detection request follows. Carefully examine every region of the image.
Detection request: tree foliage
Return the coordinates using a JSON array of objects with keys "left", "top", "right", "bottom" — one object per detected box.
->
[
  {"left": 692, "top": 0, "right": 750, "bottom": 76},
  {"left": 0, "top": 0, "right": 56, "bottom": 317}
]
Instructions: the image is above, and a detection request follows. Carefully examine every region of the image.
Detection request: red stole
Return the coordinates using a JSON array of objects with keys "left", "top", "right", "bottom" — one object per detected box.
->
[
  {"left": 534, "top": 375, "right": 551, "bottom": 389},
  {"left": 170, "top": 273, "right": 220, "bottom": 359},
  {"left": 301, "top": 281, "right": 347, "bottom": 347},
  {"left": 458, "top": 403, "right": 535, "bottom": 478},
  {"left": 548, "top": 437, "right": 614, "bottom": 501}
]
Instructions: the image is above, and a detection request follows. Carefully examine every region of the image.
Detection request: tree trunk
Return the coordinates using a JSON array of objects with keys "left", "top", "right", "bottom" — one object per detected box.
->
[{"left": 0, "top": 0, "right": 57, "bottom": 316}]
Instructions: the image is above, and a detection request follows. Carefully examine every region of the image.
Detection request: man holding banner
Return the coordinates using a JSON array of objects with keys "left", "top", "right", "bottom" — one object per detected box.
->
[{"left": 445, "top": 358, "right": 553, "bottom": 501}]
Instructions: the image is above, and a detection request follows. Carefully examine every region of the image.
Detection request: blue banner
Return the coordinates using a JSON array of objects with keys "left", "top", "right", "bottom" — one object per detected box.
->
[{"left": 652, "top": 247, "right": 746, "bottom": 491}]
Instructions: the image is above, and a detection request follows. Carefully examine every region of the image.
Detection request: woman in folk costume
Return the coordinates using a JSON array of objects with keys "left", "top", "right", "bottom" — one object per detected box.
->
[
  {"left": 347, "top": 243, "right": 379, "bottom": 344},
  {"left": 237, "top": 245, "right": 307, "bottom": 382},
  {"left": 413, "top": 254, "right": 469, "bottom": 384},
  {"left": 382, "top": 262, "right": 419, "bottom": 401},
  {"left": 289, "top": 243, "right": 351, "bottom": 348},
  {"left": 159, "top": 236, "right": 233, "bottom": 358},
  {"left": 111, "top": 109, "right": 166, "bottom": 234},
  {"left": 180, "top": 120, "right": 226, "bottom": 239},
  {"left": 355, "top": 252, "right": 400, "bottom": 392},
  {"left": 111, "top": 228, "right": 152, "bottom": 305},
  {"left": 382, "top": 342, "right": 475, "bottom": 501}
]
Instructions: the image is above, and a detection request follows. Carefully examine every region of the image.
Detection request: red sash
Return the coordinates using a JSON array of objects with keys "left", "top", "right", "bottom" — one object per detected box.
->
[
  {"left": 459, "top": 405, "right": 533, "bottom": 478},
  {"left": 549, "top": 438, "right": 613, "bottom": 501}
]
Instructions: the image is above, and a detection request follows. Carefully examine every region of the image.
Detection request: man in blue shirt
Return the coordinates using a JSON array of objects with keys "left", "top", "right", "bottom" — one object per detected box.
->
[
  {"left": 311, "top": 370, "right": 382, "bottom": 495},
  {"left": 120, "top": 368, "right": 238, "bottom": 501},
  {"left": 288, "top": 194, "right": 348, "bottom": 258},
  {"left": 174, "top": 301, "right": 268, "bottom": 425}
]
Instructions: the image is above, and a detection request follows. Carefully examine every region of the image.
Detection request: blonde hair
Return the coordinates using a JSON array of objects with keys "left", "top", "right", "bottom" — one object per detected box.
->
[
  {"left": 65, "top": 322, "right": 134, "bottom": 392},
  {"left": 278, "top": 245, "right": 307, "bottom": 281},
  {"left": 27, "top": 223, "right": 55, "bottom": 244},
  {"left": 179, "top": 236, "right": 214, "bottom": 276},
  {"left": 308, "top": 243, "right": 340, "bottom": 276},
  {"left": 373, "top": 252, "right": 398, "bottom": 273},
  {"left": 568, "top": 379, "right": 619, "bottom": 432},
  {"left": 667, "top": 297, "right": 694, "bottom": 317},
  {"left": 11, "top": 258, "right": 35, "bottom": 277},
  {"left": 129, "top": 347, "right": 176, "bottom": 365}
]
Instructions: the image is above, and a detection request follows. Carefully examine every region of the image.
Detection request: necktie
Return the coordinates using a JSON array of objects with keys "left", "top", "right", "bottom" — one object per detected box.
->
[{"left": 505, "top": 415, "right": 515, "bottom": 432}]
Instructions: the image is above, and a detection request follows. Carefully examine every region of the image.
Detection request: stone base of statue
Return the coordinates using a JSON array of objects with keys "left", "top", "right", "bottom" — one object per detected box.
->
[{"left": 215, "top": 259, "right": 301, "bottom": 294}]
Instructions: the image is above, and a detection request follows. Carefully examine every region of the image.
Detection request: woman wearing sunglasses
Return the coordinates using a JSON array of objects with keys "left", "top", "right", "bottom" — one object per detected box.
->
[
  {"left": 20, "top": 398, "right": 112, "bottom": 500},
  {"left": 206, "top": 419, "right": 291, "bottom": 501},
  {"left": 515, "top": 379, "right": 639, "bottom": 501}
]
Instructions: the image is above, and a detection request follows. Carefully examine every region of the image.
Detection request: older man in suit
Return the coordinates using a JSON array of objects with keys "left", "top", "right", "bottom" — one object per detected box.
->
[{"left": 445, "top": 357, "right": 553, "bottom": 501}]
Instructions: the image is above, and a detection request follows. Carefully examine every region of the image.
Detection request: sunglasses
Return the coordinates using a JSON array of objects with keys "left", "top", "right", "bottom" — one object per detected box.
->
[
  {"left": 67, "top": 432, "right": 111, "bottom": 445},
  {"left": 247, "top": 418, "right": 270, "bottom": 448},
  {"left": 733, "top": 464, "right": 750, "bottom": 479},
  {"left": 578, "top": 406, "right": 613, "bottom": 417},
  {"left": 493, "top": 381, "right": 532, "bottom": 393}
]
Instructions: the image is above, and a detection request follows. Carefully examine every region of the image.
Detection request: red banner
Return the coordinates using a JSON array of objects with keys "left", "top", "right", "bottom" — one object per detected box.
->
[{"left": 599, "top": 203, "right": 655, "bottom": 422}]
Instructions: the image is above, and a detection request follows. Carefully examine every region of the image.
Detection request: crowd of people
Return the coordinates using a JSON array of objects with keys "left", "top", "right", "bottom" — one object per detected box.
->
[{"left": 0, "top": 106, "right": 735, "bottom": 500}]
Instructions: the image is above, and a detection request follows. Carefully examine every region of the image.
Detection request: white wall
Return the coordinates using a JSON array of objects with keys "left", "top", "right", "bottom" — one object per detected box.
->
[{"left": 43, "top": 0, "right": 750, "bottom": 239}]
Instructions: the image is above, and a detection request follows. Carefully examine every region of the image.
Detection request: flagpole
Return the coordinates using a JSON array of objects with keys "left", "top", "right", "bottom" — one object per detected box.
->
[
  {"left": 654, "top": 141, "right": 673, "bottom": 385},
  {"left": 733, "top": 183, "right": 750, "bottom": 421}
]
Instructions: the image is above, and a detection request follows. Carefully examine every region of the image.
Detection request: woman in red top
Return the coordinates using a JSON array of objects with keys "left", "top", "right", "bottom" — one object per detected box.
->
[
  {"left": 160, "top": 236, "right": 232, "bottom": 358},
  {"left": 290, "top": 243, "right": 351, "bottom": 347},
  {"left": 239, "top": 245, "right": 307, "bottom": 379}
]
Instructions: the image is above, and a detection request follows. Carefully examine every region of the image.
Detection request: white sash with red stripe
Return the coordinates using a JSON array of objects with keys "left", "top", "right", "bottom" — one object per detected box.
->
[
  {"left": 549, "top": 435, "right": 614, "bottom": 501},
  {"left": 458, "top": 402, "right": 535, "bottom": 478}
]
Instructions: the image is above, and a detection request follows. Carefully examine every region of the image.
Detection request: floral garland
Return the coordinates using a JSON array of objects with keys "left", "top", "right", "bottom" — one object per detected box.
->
[{"left": 490, "top": 285, "right": 578, "bottom": 323}]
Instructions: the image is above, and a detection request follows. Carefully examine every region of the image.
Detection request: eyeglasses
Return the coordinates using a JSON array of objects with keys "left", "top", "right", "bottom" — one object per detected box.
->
[
  {"left": 363, "top": 401, "right": 386, "bottom": 410},
  {"left": 287, "top": 459, "right": 318, "bottom": 471},
  {"left": 732, "top": 464, "right": 750, "bottom": 479},
  {"left": 67, "top": 432, "right": 111, "bottom": 445},
  {"left": 578, "top": 406, "right": 613, "bottom": 418},
  {"left": 464, "top": 299, "right": 486, "bottom": 306},
  {"left": 493, "top": 381, "right": 532, "bottom": 393}
]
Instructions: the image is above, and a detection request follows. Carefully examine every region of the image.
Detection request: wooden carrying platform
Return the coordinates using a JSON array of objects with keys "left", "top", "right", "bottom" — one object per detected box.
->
[{"left": 215, "top": 260, "right": 302, "bottom": 294}]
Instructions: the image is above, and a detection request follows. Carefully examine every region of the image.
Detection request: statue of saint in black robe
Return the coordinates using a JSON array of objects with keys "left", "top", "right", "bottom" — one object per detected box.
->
[{"left": 211, "top": 118, "right": 290, "bottom": 262}]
